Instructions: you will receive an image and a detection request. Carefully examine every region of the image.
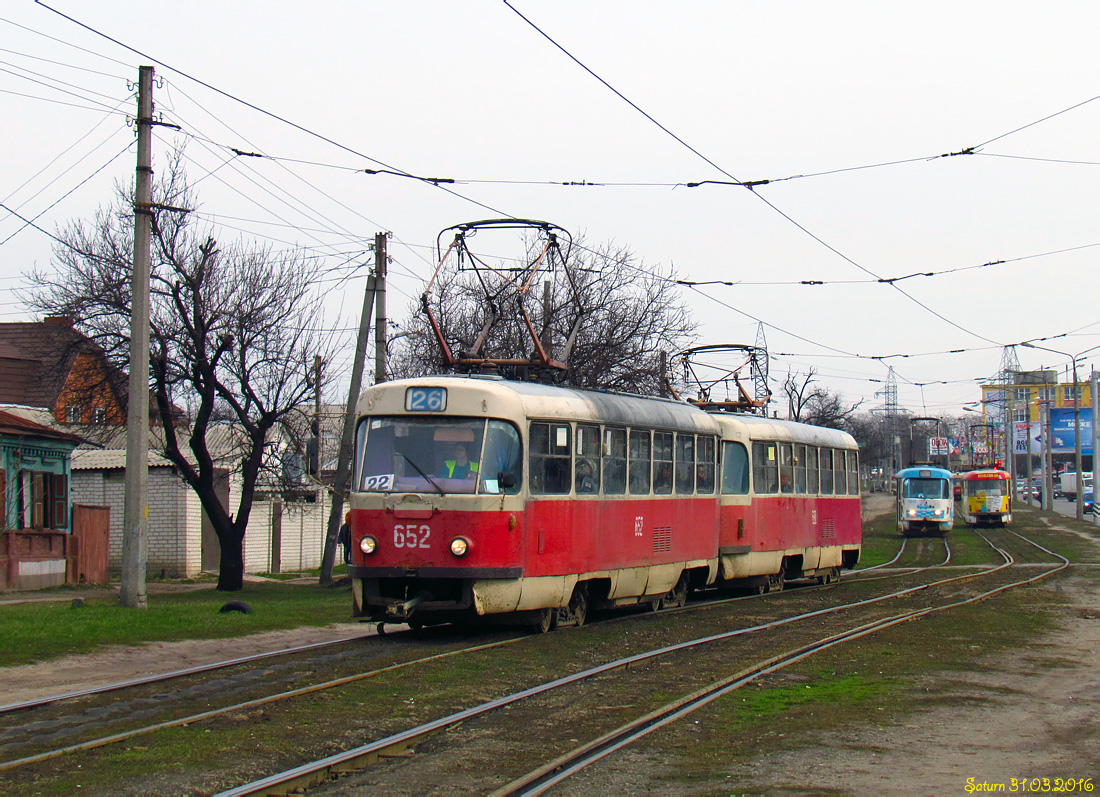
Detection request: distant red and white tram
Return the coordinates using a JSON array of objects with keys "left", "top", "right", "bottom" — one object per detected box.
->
[{"left": 348, "top": 376, "right": 861, "bottom": 630}]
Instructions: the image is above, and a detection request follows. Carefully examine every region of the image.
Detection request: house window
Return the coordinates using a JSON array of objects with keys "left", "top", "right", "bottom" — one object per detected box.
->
[
  {"left": 66, "top": 406, "right": 82, "bottom": 423},
  {"left": 1013, "top": 388, "right": 1030, "bottom": 402},
  {"left": 91, "top": 407, "right": 107, "bottom": 424},
  {"left": 1063, "top": 386, "right": 1082, "bottom": 403}
]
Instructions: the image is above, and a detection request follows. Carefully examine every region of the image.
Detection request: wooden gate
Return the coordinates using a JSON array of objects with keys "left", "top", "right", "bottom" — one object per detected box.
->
[{"left": 71, "top": 504, "right": 110, "bottom": 584}]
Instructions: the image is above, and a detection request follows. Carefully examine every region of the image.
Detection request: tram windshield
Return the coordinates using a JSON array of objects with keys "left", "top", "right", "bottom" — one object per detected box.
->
[
  {"left": 903, "top": 478, "right": 950, "bottom": 500},
  {"left": 355, "top": 416, "right": 522, "bottom": 495}
]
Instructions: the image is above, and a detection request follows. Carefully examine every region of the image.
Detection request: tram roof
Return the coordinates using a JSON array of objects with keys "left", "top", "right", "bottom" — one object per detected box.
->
[
  {"left": 709, "top": 412, "right": 858, "bottom": 449},
  {"left": 363, "top": 375, "right": 718, "bottom": 433},
  {"left": 895, "top": 465, "right": 954, "bottom": 479},
  {"left": 958, "top": 468, "right": 1011, "bottom": 479}
]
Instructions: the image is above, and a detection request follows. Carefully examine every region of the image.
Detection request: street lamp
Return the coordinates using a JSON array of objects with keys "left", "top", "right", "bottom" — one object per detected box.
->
[{"left": 1021, "top": 341, "right": 1100, "bottom": 520}]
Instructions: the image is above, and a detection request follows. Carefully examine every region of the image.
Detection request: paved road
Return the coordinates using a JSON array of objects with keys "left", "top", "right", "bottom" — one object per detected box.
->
[{"left": 1046, "top": 495, "right": 1100, "bottom": 523}]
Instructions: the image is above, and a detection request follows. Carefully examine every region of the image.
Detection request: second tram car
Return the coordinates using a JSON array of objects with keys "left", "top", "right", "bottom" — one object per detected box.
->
[
  {"left": 959, "top": 468, "right": 1012, "bottom": 526},
  {"left": 348, "top": 375, "right": 862, "bottom": 630},
  {"left": 894, "top": 465, "right": 955, "bottom": 536}
]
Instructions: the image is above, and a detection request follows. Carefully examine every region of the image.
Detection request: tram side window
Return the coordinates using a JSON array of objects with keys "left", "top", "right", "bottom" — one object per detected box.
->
[
  {"left": 530, "top": 422, "right": 571, "bottom": 495},
  {"left": 481, "top": 420, "right": 522, "bottom": 495},
  {"left": 793, "top": 444, "right": 807, "bottom": 494},
  {"left": 833, "top": 448, "right": 846, "bottom": 495},
  {"left": 806, "top": 446, "right": 819, "bottom": 494},
  {"left": 675, "top": 434, "right": 695, "bottom": 494},
  {"left": 697, "top": 436, "right": 716, "bottom": 494},
  {"left": 779, "top": 443, "right": 794, "bottom": 493},
  {"left": 721, "top": 441, "right": 750, "bottom": 494},
  {"left": 575, "top": 424, "right": 601, "bottom": 495},
  {"left": 653, "top": 432, "right": 674, "bottom": 494},
  {"left": 603, "top": 428, "right": 627, "bottom": 495},
  {"left": 629, "top": 429, "right": 652, "bottom": 494},
  {"left": 753, "top": 441, "right": 779, "bottom": 494},
  {"left": 847, "top": 450, "right": 860, "bottom": 495},
  {"left": 820, "top": 449, "right": 834, "bottom": 494}
]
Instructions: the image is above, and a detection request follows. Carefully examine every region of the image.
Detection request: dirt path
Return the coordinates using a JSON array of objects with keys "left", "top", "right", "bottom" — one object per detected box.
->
[
  {"left": 0, "top": 622, "right": 377, "bottom": 706},
  {"left": 726, "top": 570, "right": 1100, "bottom": 794},
  {"left": 726, "top": 509, "right": 1100, "bottom": 795}
]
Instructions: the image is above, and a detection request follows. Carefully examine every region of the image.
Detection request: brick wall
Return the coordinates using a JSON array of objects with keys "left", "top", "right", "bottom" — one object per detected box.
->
[
  {"left": 242, "top": 490, "right": 330, "bottom": 574},
  {"left": 72, "top": 467, "right": 203, "bottom": 578},
  {"left": 71, "top": 468, "right": 330, "bottom": 578}
]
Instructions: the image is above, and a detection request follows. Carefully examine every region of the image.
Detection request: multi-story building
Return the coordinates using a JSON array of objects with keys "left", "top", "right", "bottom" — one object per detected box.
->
[{"left": 982, "top": 370, "right": 1092, "bottom": 426}]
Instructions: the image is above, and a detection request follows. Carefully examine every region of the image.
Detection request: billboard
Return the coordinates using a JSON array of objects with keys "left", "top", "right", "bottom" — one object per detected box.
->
[{"left": 1049, "top": 408, "right": 1093, "bottom": 455}]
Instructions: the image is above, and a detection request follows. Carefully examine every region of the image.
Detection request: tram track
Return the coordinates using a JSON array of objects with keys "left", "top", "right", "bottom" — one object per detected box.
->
[
  {"left": 0, "top": 633, "right": 384, "bottom": 716},
  {"left": 0, "top": 525, "right": 1069, "bottom": 793},
  {"left": 0, "top": 630, "right": 528, "bottom": 773},
  {"left": 211, "top": 527, "right": 1066, "bottom": 796},
  {"left": 0, "top": 533, "right": 941, "bottom": 777},
  {"left": 0, "top": 528, "right": 923, "bottom": 771}
]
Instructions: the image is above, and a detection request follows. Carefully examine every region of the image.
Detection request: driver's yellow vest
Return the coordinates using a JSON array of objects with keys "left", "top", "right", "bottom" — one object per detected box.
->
[{"left": 444, "top": 459, "right": 479, "bottom": 477}]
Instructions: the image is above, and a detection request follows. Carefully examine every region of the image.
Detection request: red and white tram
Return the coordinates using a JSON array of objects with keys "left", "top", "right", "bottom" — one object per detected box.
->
[{"left": 348, "top": 375, "right": 861, "bottom": 630}]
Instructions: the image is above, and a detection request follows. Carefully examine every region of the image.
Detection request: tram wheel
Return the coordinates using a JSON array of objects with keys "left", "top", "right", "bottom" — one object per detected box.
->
[
  {"left": 561, "top": 586, "right": 588, "bottom": 627},
  {"left": 659, "top": 574, "right": 689, "bottom": 610},
  {"left": 765, "top": 569, "right": 785, "bottom": 593},
  {"left": 533, "top": 608, "right": 557, "bottom": 634}
]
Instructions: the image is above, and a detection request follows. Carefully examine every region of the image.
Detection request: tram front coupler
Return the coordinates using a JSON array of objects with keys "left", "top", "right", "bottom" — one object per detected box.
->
[{"left": 386, "top": 590, "right": 432, "bottom": 621}]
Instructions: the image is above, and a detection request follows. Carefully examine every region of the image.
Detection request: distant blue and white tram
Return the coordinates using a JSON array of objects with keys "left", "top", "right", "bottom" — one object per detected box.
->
[{"left": 894, "top": 466, "right": 954, "bottom": 536}]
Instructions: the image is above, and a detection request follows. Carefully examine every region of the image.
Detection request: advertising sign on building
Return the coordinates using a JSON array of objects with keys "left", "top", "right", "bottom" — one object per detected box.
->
[
  {"left": 1049, "top": 408, "right": 1093, "bottom": 455},
  {"left": 928, "top": 437, "right": 950, "bottom": 456},
  {"left": 1013, "top": 422, "right": 1041, "bottom": 455}
]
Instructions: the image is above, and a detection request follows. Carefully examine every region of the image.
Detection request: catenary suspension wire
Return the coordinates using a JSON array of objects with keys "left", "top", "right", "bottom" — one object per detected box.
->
[{"left": 502, "top": 1, "right": 1003, "bottom": 348}]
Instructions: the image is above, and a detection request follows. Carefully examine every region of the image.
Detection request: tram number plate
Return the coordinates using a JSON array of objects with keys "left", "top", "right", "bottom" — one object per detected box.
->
[
  {"left": 394, "top": 524, "right": 431, "bottom": 549},
  {"left": 361, "top": 474, "right": 393, "bottom": 491},
  {"left": 405, "top": 386, "right": 447, "bottom": 412}
]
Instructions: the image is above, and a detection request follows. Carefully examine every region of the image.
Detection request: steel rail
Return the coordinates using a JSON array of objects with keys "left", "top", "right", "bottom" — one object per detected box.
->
[
  {"left": 0, "top": 632, "right": 378, "bottom": 715},
  {"left": 0, "top": 634, "right": 526, "bottom": 774},
  {"left": 215, "top": 532, "right": 1030, "bottom": 797},
  {"left": 497, "top": 530, "right": 1069, "bottom": 795}
]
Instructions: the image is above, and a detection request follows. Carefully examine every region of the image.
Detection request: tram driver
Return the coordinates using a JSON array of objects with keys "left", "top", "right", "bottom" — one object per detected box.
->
[{"left": 441, "top": 442, "right": 479, "bottom": 479}]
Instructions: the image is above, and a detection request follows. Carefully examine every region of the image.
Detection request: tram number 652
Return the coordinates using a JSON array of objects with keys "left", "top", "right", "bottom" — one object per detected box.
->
[{"left": 394, "top": 524, "right": 431, "bottom": 549}]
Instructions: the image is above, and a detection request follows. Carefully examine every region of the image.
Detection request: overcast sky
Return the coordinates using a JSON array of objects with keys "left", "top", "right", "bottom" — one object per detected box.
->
[{"left": 3, "top": 1, "right": 1099, "bottom": 416}]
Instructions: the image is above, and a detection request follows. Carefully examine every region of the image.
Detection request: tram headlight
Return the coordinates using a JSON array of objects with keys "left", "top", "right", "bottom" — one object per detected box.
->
[
  {"left": 450, "top": 537, "right": 471, "bottom": 557},
  {"left": 359, "top": 536, "right": 377, "bottom": 555},
  {"left": 933, "top": 508, "right": 944, "bottom": 517},
  {"left": 907, "top": 509, "right": 918, "bottom": 517}
]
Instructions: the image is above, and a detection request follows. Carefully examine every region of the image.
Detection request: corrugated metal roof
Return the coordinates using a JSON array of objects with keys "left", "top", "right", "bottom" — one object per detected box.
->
[{"left": 71, "top": 448, "right": 175, "bottom": 470}]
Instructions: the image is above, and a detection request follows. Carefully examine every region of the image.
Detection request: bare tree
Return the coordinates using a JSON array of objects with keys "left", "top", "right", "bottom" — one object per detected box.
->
[
  {"left": 803, "top": 388, "right": 863, "bottom": 429},
  {"left": 390, "top": 237, "right": 697, "bottom": 393},
  {"left": 25, "top": 151, "right": 333, "bottom": 591},
  {"left": 783, "top": 368, "right": 817, "bottom": 422},
  {"left": 783, "top": 368, "right": 862, "bottom": 428}
]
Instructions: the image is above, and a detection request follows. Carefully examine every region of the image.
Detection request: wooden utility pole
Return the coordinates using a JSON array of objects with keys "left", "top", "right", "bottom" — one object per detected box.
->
[
  {"left": 319, "top": 235, "right": 382, "bottom": 583},
  {"left": 120, "top": 65, "right": 154, "bottom": 609}
]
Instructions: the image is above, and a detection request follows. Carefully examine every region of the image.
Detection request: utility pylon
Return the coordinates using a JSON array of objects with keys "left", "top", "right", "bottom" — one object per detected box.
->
[{"left": 874, "top": 367, "right": 899, "bottom": 473}]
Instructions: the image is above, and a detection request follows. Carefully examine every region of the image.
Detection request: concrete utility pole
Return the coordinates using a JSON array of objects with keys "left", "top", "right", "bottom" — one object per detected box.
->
[
  {"left": 319, "top": 234, "right": 383, "bottom": 583},
  {"left": 121, "top": 65, "right": 154, "bottom": 609},
  {"left": 1093, "top": 370, "right": 1099, "bottom": 526},
  {"left": 373, "top": 233, "right": 388, "bottom": 384},
  {"left": 1073, "top": 359, "right": 1084, "bottom": 520}
]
